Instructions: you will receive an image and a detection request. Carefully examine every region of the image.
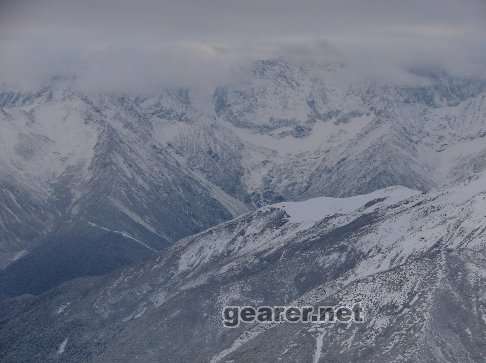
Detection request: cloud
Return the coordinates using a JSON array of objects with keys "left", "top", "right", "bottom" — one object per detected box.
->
[{"left": 1, "top": 0, "right": 485, "bottom": 92}]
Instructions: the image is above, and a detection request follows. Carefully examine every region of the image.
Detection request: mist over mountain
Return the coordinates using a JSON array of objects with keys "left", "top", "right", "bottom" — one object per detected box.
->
[{"left": 2, "top": 0, "right": 486, "bottom": 362}]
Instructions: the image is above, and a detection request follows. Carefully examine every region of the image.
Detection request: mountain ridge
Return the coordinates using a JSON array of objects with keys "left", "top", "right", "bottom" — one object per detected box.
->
[{"left": 2, "top": 169, "right": 486, "bottom": 361}]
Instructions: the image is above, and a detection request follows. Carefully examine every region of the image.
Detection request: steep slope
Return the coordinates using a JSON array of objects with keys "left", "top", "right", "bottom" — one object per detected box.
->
[
  {"left": 2, "top": 172, "right": 486, "bottom": 362},
  {"left": 0, "top": 222, "right": 156, "bottom": 298},
  {"left": 0, "top": 181, "right": 55, "bottom": 268},
  {"left": 2, "top": 59, "right": 486, "bottom": 290},
  {"left": 164, "top": 60, "right": 486, "bottom": 201},
  {"left": 0, "top": 88, "right": 248, "bottom": 291}
]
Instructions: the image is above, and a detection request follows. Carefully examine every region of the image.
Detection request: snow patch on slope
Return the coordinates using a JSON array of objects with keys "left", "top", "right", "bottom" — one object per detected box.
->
[
  {"left": 57, "top": 338, "right": 68, "bottom": 355},
  {"left": 277, "top": 186, "right": 420, "bottom": 224}
]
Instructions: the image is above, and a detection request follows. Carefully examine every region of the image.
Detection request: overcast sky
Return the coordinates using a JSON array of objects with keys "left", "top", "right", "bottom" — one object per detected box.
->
[{"left": 1, "top": 0, "right": 485, "bottom": 91}]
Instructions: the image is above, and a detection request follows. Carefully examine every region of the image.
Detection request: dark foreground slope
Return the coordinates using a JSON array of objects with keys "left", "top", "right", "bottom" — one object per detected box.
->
[{"left": 1, "top": 173, "right": 486, "bottom": 362}]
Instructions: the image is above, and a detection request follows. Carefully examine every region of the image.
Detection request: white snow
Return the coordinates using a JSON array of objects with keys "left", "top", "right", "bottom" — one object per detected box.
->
[
  {"left": 227, "top": 113, "right": 371, "bottom": 155},
  {"left": 11, "top": 249, "right": 28, "bottom": 262},
  {"left": 0, "top": 99, "right": 98, "bottom": 195},
  {"left": 312, "top": 329, "right": 325, "bottom": 363},
  {"left": 109, "top": 198, "right": 170, "bottom": 241},
  {"left": 177, "top": 185, "right": 420, "bottom": 277},
  {"left": 56, "top": 302, "right": 71, "bottom": 315},
  {"left": 87, "top": 221, "right": 158, "bottom": 253},
  {"left": 276, "top": 186, "right": 420, "bottom": 225},
  {"left": 57, "top": 338, "right": 68, "bottom": 355}
]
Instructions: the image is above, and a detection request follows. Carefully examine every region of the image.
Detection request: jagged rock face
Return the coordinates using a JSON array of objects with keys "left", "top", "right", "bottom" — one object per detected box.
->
[
  {"left": 0, "top": 89, "right": 248, "bottom": 292},
  {"left": 2, "top": 173, "right": 486, "bottom": 362},
  {"left": 0, "top": 180, "right": 56, "bottom": 268},
  {"left": 149, "top": 61, "right": 486, "bottom": 205},
  {"left": 2, "top": 59, "right": 486, "bottom": 293}
]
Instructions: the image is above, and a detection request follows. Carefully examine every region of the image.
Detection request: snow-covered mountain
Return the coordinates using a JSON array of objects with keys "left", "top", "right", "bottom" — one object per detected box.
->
[
  {"left": 3, "top": 170, "right": 486, "bottom": 362},
  {"left": 0, "top": 87, "right": 248, "bottom": 284},
  {"left": 1, "top": 58, "right": 486, "bottom": 293}
]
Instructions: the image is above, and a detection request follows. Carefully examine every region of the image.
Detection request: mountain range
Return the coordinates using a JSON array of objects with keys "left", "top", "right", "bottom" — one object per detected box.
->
[{"left": 1, "top": 58, "right": 486, "bottom": 361}]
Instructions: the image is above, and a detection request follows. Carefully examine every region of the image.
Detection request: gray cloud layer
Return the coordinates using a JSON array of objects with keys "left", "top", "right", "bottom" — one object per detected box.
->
[{"left": 1, "top": 0, "right": 485, "bottom": 91}]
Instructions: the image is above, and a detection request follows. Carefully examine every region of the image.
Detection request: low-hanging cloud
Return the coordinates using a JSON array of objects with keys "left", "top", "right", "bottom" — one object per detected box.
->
[{"left": 1, "top": 0, "right": 486, "bottom": 93}]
